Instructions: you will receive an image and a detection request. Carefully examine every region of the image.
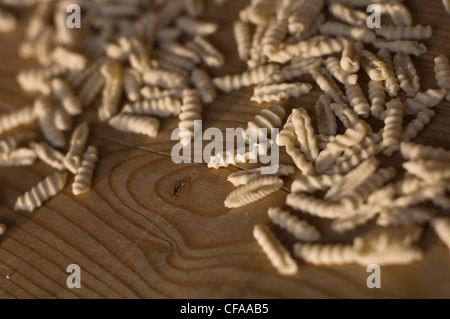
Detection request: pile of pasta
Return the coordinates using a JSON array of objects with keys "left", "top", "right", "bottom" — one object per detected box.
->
[{"left": 204, "top": 0, "right": 450, "bottom": 275}]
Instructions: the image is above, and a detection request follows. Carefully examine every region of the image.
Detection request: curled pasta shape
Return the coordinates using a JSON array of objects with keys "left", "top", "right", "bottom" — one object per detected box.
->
[
  {"left": 35, "top": 97, "right": 66, "bottom": 149},
  {"left": 30, "top": 142, "right": 66, "bottom": 171},
  {"left": 431, "top": 217, "right": 450, "bottom": 252},
  {"left": 374, "top": 40, "right": 427, "bottom": 57},
  {"left": 143, "top": 68, "right": 188, "bottom": 89},
  {"left": 330, "top": 103, "right": 361, "bottom": 129},
  {"left": 51, "top": 78, "right": 82, "bottom": 116},
  {"left": 178, "top": 89, "right": 203, "bottom": 137},
  {"left": 393, "top": 184, "right": 446, "bottom": 208},
  {"left": 17, "top": 64, "right": 66, "bottom": 95},
  {"left": 268, "top": 207, "right": 321, "bottom": 242},
  {"left": 69, "top": 57, "right": 105, "bottom": 89},
  {"left": 328, "top": 3, "right": 367, "bottom": 26},
  {"left": 0, "top": 148, "right": 36, "bottom": 168},
  {"left": 310, "top": 68, "right": 344, "bottom": 103},
  {"left": 262, "top": 18, "right": 288, "bottom": 57},
  {"left": 191, "top": 69, "right": 217, "bottom": 104},
  {"left": 0, "top": 104, "right": 37, "bottom": 136},
  {"left": 377, "top": 207, "right": 434, "bottom": 227},
  {"left": 109, "top": 113, "right": 160, "bottom": 138},
  {"left": 280, "top": 57, "right": 323, "bottom": 82},
  {"left": 345, "top": 83, "right": 371, "bottom": 118},
  {"left": 14, "top": 172, "right": 68, "bottom": 213},
  {"left": 159, "top": 40, "right": 200, "bottom": 63},
  {"left": 54, "top": 106, "right": 72, "bottom": 132},
  {"left": 248, "top": 104, "right": 286, "bottom": 140},
  {"left": 73, "top": 145, "right": 98, "bottom": 196},
  {"left": 253, "top": 223, "right": 298, "bottom": 276},
  {"left": 277, "top": 113, "right": 296, "bottom": 147},
  {"left": 248, "top": 24, "right": 268, "bottom": 69},
  {"left": 227, "top": 165, "right": 295, "bottom": 187},
  {"left": 251, "top": 82, "right": 312, "bottom": 104},
  {"left": 140, "top": 86, "right": 182, "bottom": 100},
  {"left": 50, "top": 46, "right": 87, "bottom": 71},
  {"left": 213, "top": 64, "right": 279, "bottom": 92},
  {"left": 186, "top": 36, "right": 225, "bottom": 68},
  {"left": 319, "top": 21, "right": 375, "bottom": 43},
  {"left": 0, "top": 7, "right": 17, "bottom": 33},
  {"left": 356, "top": 246, "right": 423, "bottom": 266},
  {"left": 157, "top": 0, "right": 186, "bottom": 27},
  {"left": 355, "top": 42, "right": 389, "bottom": 81},
  {"left": 79, "top": 72, "right": 105, "bottom": 107},
  {"left": 286, "top": 193, "right": 351, "bottom": 219},
  {"left": 325, "top": 56, "right": 358, "bottom": 85},
  {"left": 64, "top": 122, "right": 89, "bottom": 174},
  {"left": 288, "top": 0, "right": 324, "bottom": 34},
  {"left": 403, "top": 159, "right": 450, "bottom": 183},
  {"left": 123, "top": 68, "right": 142, "bottom": 102},
  {"left": 404, "top": 88, "right": 447, "bottom": 116},
  {"left": 294, "top": 242, "right": 358, "bottom": 265},
  {"left": 291, "top": 108, "right": 319, "bottom": 161},
  {"left": 393, "top": 52, "right": 420, "bottom": 97},
  {"left": 368, "top": 80, "right": 386, "bottom": 120},
  {"left": 377, "top": 48, "right": 400, "bottom": 98},
  {"left": 375, "top": 25, "right": 432, "bottom": 41},
  {"left": 291, "top": 174, "right": 344, "bottom": 193},
  {"left": 224, "top": 176, "right": 283, "bottom": 208},
  {"left": 340, "top": 38, "right": 360, "bottom": 73},
  {"left": 434, "top": 55, "right": 450, "bottom": 94},
  {"left": 315, "top": 94, "right": 337, "bottom": 136},
  {"left": 382, "top": 98, "right": 404, "bottom": 156},
  {"left": 402, "top": 108, "right": 435, "bottom": 142},
  {"left": 123, "top": 97, "right": 182, "bottom": 117},
  {"left": 233, "top": 21, "right": 252, "bottom": 61},
  {"left": 99, "top": 61, "right": 124, "bottom": 122},
  {"left": 285, "top": 140, "right": 316, "bottom": 176},
  {"left": 377, "top": 3, "right": 412, "bottom": 26}
]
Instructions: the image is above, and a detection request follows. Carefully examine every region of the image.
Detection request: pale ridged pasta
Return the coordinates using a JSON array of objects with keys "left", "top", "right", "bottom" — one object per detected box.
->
[
  {"left": 126, "top": 37, "right": 152, "bottom": 72},
  {"left": 0, "top": 131, "right": 37, "bottom": 159},
  {"left": 157, "top": 0, "right": 186, "bottom": 27},
  {"left": 159, "top": 40, "right": 200, "bottom": 63},
  {"left": 315, "top": 94, "right": 338, "bottom": 136},
  {"left": 50, "top": 46, "right": 87, "bottom": 71},
  {"left": 377, "top": 48, "right": 400, "bottom": 98},
  {"left": 247, "top": 104, "right": 286, "bottom": 140},
  {"left": 328, "top": 3, "right": 367, "bottom": 26},
  {"left": 291, "top": 174, "right": 344, "bottom": 193},
  {"left": 224, "top": 176, "right": 283, "bottom": 208},
  {"left": 400, "top": 142, "right": 450, "bottom": 161},
  {"left": 393, "top": 184, "right": 446, "bottom": 208},
  {"left": 0, "top": 7, "right": 17, "bottom": 33},
  {"left": 233, "top": 21, "right": 252, "bottom": 61},
  {"left": 51, "top": 79, "right": 82, "bottom": 116},
  {"left": 315, "top": 122, "right": 368, "bottom": 174},
  {"left": 35, "top": 97, "right": 66, "bottom": 149},
  {"left": 404, "top": 89, "right": 447, "bottom": 116},
  {"left": 123, "top": 97, "right": 182, "bottom": 117},
  {"left": 374, "top": 40, "right": 427, "bottom": 57},
  {"left": 64, "top": 122, "right": 89, "bottom": 174},
  {"left": 123, "top": 68, "right": 142, "bottom": 102},
  {"left": 227, "top": 165, "right": 295, "bottom": 187},
  {"left": 325, "top": 56, "right": 358, "bottom": 85},
  {"left": 268, "top": 207, "right": 321, "bottom": 242},
  {"left": 286, "top": 193, "right": 351, "bottom": 219},
  {"left": 355, "top": 225, "right": 423, "bottom": 252},
  {"left": 310, "top": 68, "right": 344, "bottom": 103},
  {"left": 377, "top": 207, "right": 434, "bottom": 227},
  {"left": 156, "top": 27, "right": 182, "bottom": 42},
  {"left": 54, "top": 106, "right": 72, "bottom": 132},
  {"left": 251, "top": 82, "right": 312, "bottom": 104},
  {"left": 340, "top": 38, "right": 360, "bottom": 73},
  {"left": 186, "top": 36, "right": 225, "bottom": 68},
  {"left": 368, "top": 80, "right": 386, "bottom": 120},
  {"left": 262, "top": 18, "right": 288, "bottom": 57},
  {"left": 377, "top": 3, "right": 412, "bottom": 26},
  {"left": 336, "top": 132, "right": 382, "bottom": 166},
  {"left": 99, "top": 61, "right": 124, "bottom": 122},
  {"left": 73, "top": 145, "right": 98, "bottom": 196},
  {"left": 280, "top": 57, "right": 323, "bottom": 82},
  {"left": 183, "top": 0, "right": 204, "bottom": 17},
  {"left": 213, "top": 64, "right": 279, "bottom": 92},
  {"left": 245, "top": 0, "right": 274, "bottom": 25},
  {"left": 152, "top": 56, "right": 191, "bottom": 79},
  {"left": 395, "top": 175, "right": 424, "bottom": 195},
  {"left": 403, "top": 160, "right": 450, "bottom": 183},
  {"left": 330, "top": 102, "right": 361, "bottom": 129},
  {"left": 356, "top": 246, "right": 423, "bottom": 266},
  {"left": 190, "top": 69, "right": 217, "bottom": 104},
  {"left": 444, "top": 0, "right": 450, "bottom": 14},
  {"left": 253, "top": 223, "right": 298, "bottom": 276},
  {"left": 345, "top": 83, "right": 371, "bottom": 118},
  {"left": 277, "top": 113, "right": 296, "bottom": 146},
  {"left": 375, "top": 25, "right": 432, "bottom": 41},
  {"left": 382, "top": 98, "right": 404, "bottom": 156},
  {"left": 431, "top": 217, "right": 450, "bottom": 253},
  {"left": 402, "top": 108, "right": 435, "bottom": 142},
  {"left": 14, "top": 172, "right": 68, "bottom": 213},
  {"left": 393, "top": 52, "right": 420, "bottom": 97},
  {"left": 288, "top": 0, "right": 324, "bottom": 34},
  {"left": 143, "top": 68, "right": 188, "bottom": 89},
  {"left": 0, "top": 104, "right": 37, "bottom": 136},
  {"left": 319, "top": 21, "right": 375, "bottom": 43},
  {"left": 294, "top": 242, "right": 358, "bottom": 265},
  {"left": 0, "top": 148, "right": 36, "bottom": 168},
  {"left": 291, "top": 108, "right": 319, "bottom": 162},
  {"left": 434, "top": 55, "right": 450, "bottom": 95},
  {"left": 109, "top": 113, "right": 160, "bottom": 138},
  {"left": 248, "top": 24, "right": 268, "bottom": 69},
  {"left": 30, "top": 142, "right": 66, "bottom": 171},
  {"left": 17, "top": 64, "right": 66, "bottom": 95},
  {"left": 285, "top": 140, "right": 316, "bottom": 176},
  {"left": 355, "top": 42, "right": 389, "bottom": 81},
  {"left": 178, "top": 89, "right": 203, "bottom": 138},
  {"left": 140, "top": 86, "right": 182, "bottom": 100},
  {"left": 79, "top": 72, "right": 105, "bottom": 107}
]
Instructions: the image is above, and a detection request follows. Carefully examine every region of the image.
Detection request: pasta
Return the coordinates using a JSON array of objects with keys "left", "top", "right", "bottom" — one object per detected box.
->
[
  {"left": 30, "top": 142, "right": 66, "bottom": 171},
  {"left": 434, "top": 55, "right": 450, "bottom": 96},
  {"left": 377, "top": 3, "right": 412, "bottom": 26},
  {"left": 277, "top": 113, "right": 296, "bottom": 146},
  {"left": 368, "top": 80, "right": 386, "bottom": 120},
  {"left": 54, "top": 106, "right": 72, "bottom": 132},
  {"left": 224, "top": 176, "right": 283, "bottom": 208},
  {"left": 285, "top": 140, "right": 316, "bottom": 176},
  {"left": 340, "top": 38, "right": 360, "bottom": 73},
  {"left": 251, "top": 82, "right": 313, "bottom": 104},
  {"left": 227, "top": 165, "right": 295, "bottom": 187},
  {"left": 377, "top": 207, "right": 434, "bottom": 227},
  {"left": 0, "top": 223, "right": 6, "bottom": 236},
  {"left": 403, "top": 160, "right": 450, "bottom": 183},
  {"left": 402, "top": 108, "right": 435, "bottom": 143},
  {"left": 247, "top": 104, "right": 286, "bottom": 140},
  {"left": 279, "top": 57, "right": 323, "bottom": 82},
  {"left": 262, "top": 19, "right": 288, "bottom": 58},
  {"left": 330, "top": 102, "right": 362, "bottom": 129},
  {"left": 400, "top": 142, "right": 450, "bottom": 161},
  {"left": 377, "top": 48, "right": 400, "bottom": 98},
  {"left": 123, "top": 68, "right": 142, "bottom": 102},
  {"left": 0, "top": 7, "right": 17, "bottom": 33},
  {"left": 319, "top": 21, "right": 375, "bottom": 43},
  {"left": 315, "top": 94, "right": 338, "bottom": 136},
  {"left": 0, "top": 104, "right": 37, "bottom": 136},
  {"left": 213, "top": 64, "right": 279, "bottom": 92},
  {"left": 99, "top": 61, "right": 124, "bottom": 122},
  {"left": 268, "top": 207, "right": 321, "bottom": 242},
  {"left": 123, "top": 97, "right": 182, "bottom": 117},
  {"left": 291, "top": 174, "right": 344, "bottom": 193},
  {"left": 109, "top": 113, "right": 160, "bottom": 138},
  {"left": 178, "top": 89, "right": 203, "bottom": 138},
  {"left": 51, "top": 78, "right": 83, "bottom": 116},
  {"left": 159, "top": 40, "right": 200, "bottom": 63},
  {"left": 64, "top": 122, "right": 89, "bottom": 174},
  {"left": 382, "top": 98, "right": 404, "bottom": 156},
  {"left": 286, "top": 193, "right": 351, "bottom": 219},
  {"left": 325, "top": 56, "right": 358, "bottom": 85},
  {"left": 393, "top": 52, "right": 420, "bottom": 98},
  {"left": 50, "top": 46, "right": 87, "bottom": 71},
  {"left": 248, "top": 24, "right": 268, "bottom": 69},
  {"left": 78, "top": 72, "right": 105, "bottom": 107},
  {"left": 17, "top": 64, "right": 66, "bottom": 95},
  {"left": 14, "top": 172, "right": 68, "bottom": 213},
  {"left": 355, "top": 42, "right": 389, "bottom": 81},
  {"left": 35, "top": 97, "right": 66, "bottom": 149},
  {"left": 190, "top": 68, "right": 217, "bottom": 104},
  {"left": 186, "top": 36, "right": 225, "bottom": 68},
  {"left": 310, "top": 68, "right": 344, "bottom": 103},
  {"left": 233, "top": 21, "right": 252, "bottom": 61},
  {"left": 294, "top": 242, "right": 358, "bottom": 265},
  {"left": 288, "top": 0, "right": 324, "bottom": 34},
  {"left": 0, "top": 148, "right": 36, "bottom": 168},
  {"left": 253, "top": 223, "right": 298, "bottom": 276},
  {"left": 444, "top": 0, "right": 450, "bottom": 15},
  {"left": 404, "top": 88, "right": 447, "bottom": 116},
  {"left": 345, "top": 83, "right": 371, "bottom": 118},
  {"left": 374, "top": 40, "right": 427, "bottom": 57},
  {"left": 73, "top": 146, "right": 99, "bottom": 196},
  {"left": 143, "top": 68, "right": 188, "bottom": 89},
  {"left": 328, "top": 3, "right": 367, "bottom": 26},
  {"left": 375, "top": 25, "right": 432, "bottom": 41},
  {"left": 183, "top": 0, "right": 204, "bottom": 17},
  {"left": 430, "top": 217, "right": 450, "bottom": 252},
  {"left": 291, "top": 107, "right": 319, "bottom": 161}
]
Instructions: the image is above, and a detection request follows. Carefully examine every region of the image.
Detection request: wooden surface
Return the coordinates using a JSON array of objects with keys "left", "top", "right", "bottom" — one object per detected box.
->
[{"left": 0, "top": 0, "right": 450, "bottom": 299}]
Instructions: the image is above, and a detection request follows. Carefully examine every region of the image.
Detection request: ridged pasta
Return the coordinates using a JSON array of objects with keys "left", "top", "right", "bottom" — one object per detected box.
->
[
  {"left": 17, "top": 64, "right": 66, "bottom": 95},
  {"left": 374, "top": 40, "right": 427, "bottom": 57},
  {"left": 79, "top": 72, "right": 105, "bottom": 107},
  {"left": 248, "top": 24, "right": 268, "bottom": 69},
  {"left": 395, "top": 175, "right": 424, "bottom": 195},
  {"left": 310, "top": 68, "right": 344, "bottom": 103},
  {"left": 340, "top": 38, "right": 360, "bottom": 73},
  {"left": 368, "top": 80, "right": 386, "bottom": 120},
  {"left": 140, "top": 86, "right": 182, "bottom": 100},
  {"left": 227, "top": 165, "right": 294, "bottom": 187},
  {"left": 377, "top": 48, "right": 400, "bottom": 98},
  {"left": 288, "top": 0, "right": 324, "bottom": 34},
  {"left": 403, "top": 160, "right": 450, "bottom": 183},
  {"left": 377, "top": 3, "right": 412, "bottom": 26},
  {"left": 393, "top": 52, "right": 420, "bottom": 97},
  {"left": 0, "top": 148, "right": 36, "bottom": 168},
  {"left": 280, "top": 57, "right": 323, "bottom": 82},
  {"left": 400, "top": 142, "right": 450, "bottom": 161},
  {"left": 268, "top": 207, "right": 321, "bottom": 242},
  {"left": 54, "top": 106, "right": 72, "bottom": 132},
  {"left": 294, "top": 242, "right": 358, "bottom": 265},
  {"left": 186, "top": 36, "right": 225, "bottom": 68},
  {"left": 315, "top": 94, "right": 337, "bottom": 136},
  {"left": 153, "top": 50, "right": 196, "bottom": 73},
  {"left": 178, "top": 89, "right": 203, "bottom": 138},
  {"left": 0, "top": 131, "right": 36, "bottom": 159},
  {"left": 315, "top": 122, "right": 368, "bottom": 174},
  {"left": 247, "top": 104, "right": 285, "bottom": 141},
  {"left": 330, "top": 102, "right": 361, "bottom": 129},
  {"left": 291, "top": 174, "right": 344, "bottom": 193},
  {"left": 377, "top": 207, "right": 434, "bottom": 227},
  {"left": 345, "top": 83, "right": 371, "bottom": 118},
  {"left": 325, "top": 56, "right": 358, "bottom": 85},
  {"left": 159, "top": 40, "right": 200, "bottom": 63},
  {"left": 277, "top": 113, "right": 295, "bottom": 146},
  {"left": 123, "top": 68, "right": 142, "bottom": 102},
  {"left": 402, "top": 108, "right": 435, "bottom": 142},
  {"left": 233, "top": 21, "right": 252, "bottom": 61},
  {"left": 35, "top": 97, "right": 66, "bottom": 149},
  {"left": 444, "top": 0, "right": 450, "bottom": 14},
  {"left": 213, "top": 64, "right": 279, "bottom": 92},
  {"left": 14, "top": 172, "right": 68, "bottom": 213},
  {"left": 375, "top": 25, "right": 432, "bottom": 41},
  {"left": 253, "top": 223, "right": 298, "bottom": 276},
  {"left": 176, "top": 16, "right": 218, "bottom": 36},
  {"left": 434, "top": 55, "right": 450, "bottom": 95},
  {"left": 319, "top": 21, "right": 375, "bottom": 43},
  {"left": 393, "top": 184, "right": 446, "bottom": 208},
  {"left": 99, "top": 61, "right": 124, "bottom": 122},
  {"left": 262, "top": 18, "right": 288, "bottom": 57},
  {"left": 431, "top": 217, "right": 450, "bottom": 252},
  {"left": 183, "top": 0, "right": 204, "bottom": 17},
  {"left": 355, "top": 42, "right": 389, "bottom": 81},
  {"left": 157, "top": 0, "right": 186, "bottom": 27},
  {"left": 73, "top": 145, "right": 98, "bottom": 196},
  {"left": 30, "top": 142, "right": 66, "bottom": 171},
  {"left": 224, "top": 176, "right": 283, "bottom": 208},
  {"left": 143, "top": 68, "right": 188, "bottom": 89},
  {"left": 251, "top": 82, "right": 312, "bottom": 104},
  {"left": 0, "top": 7, "right": 17, "bottom": 33},
  {"left": 328, "top": 3, "right": 367, "bottom": 26},
  {"left": 404, "top": 88, "right": 447, "bottom": 116},
  {"left": 64, "top": 122, "right": 89, "bottom": 174},
  {"left": 123, "top": 97, "right": 182, "bottom": 117},
  {"left": 285, "top": 140, "right": 316, "bottom": 176},
  {"left": 286, "top": 193, "right": 351, "bottom": 219},
  {"left": 50, "top": 46, "right": 87, "bottom": 71},
  {"left": 291, "top": 108, "right": 319, "bottom": 161},
  {"left": 190, "top": 69, "right": 217, "bottom": 104},
  {"left": 109, "top": 113, "right": 160, "bottom": 138},
  {"left": 356, "top": 246, "right": 423, "bottom": 266},
  {"left": 382, "top": 98, "right": 404, "bottom": 156},
  {"left": 0, "top": 104, "right": 37, "bottom": 136},
  {"left": 51, "top": 79, "right": 82, "bottom": 116}
]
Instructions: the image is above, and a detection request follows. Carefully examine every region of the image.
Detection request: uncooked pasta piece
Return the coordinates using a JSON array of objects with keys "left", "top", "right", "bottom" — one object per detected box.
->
[
  {"left": 159, "top": 40, "right": 200, "bottom": 63},
  {"left": 51, "top": 78, "right": 82, "bottom": 116},
  {"left": 402, "top": 108, "right": 435, "bottom": 143},
  {"left": 0, "top": 131, "right": 37, "bottom": 159},
  {"left": 319, "top": 21, "right": 375, "bottom": 43},
  {"left": 153, "top": 50, "right": 196, "bottom": 72},
  {"left": 325, "top": 56, "right": 358, "bottom": 85},
  {"left": 17, "top": 64, "right": 66, "bottom": 95},
  {"left": 315, "top": 94, "right": 337, "bottom": 136},
  {"left": 251, "top": 83, "right": 312, "bottom": 104},
  {"left": 0, "top": 148, "right": 36, "bottom": 167},
  {"left": 330, "top": 103, "right": 361, "bottom": 129},
  {"left": 345, "top": 83, "right": 370, "bottom": 118},
  {"left": 227, "top": 165, "right": 294, "bottom": 187},
  {"left": 224, "top": 176, "right": 283, "bottom": 208},
  {"left": 35, "top": 97, "right": 66, "bottom": 149},
  {"left": 288, "top": 0, "right": 324, "bottom": 34},
  {"left": 247, "top": 104, "right": 286, "bottom": 141},
  {"left": 377, "top": 207, "right": 434, "bottom": 227},
  {"left": 403, "top": 160, "right": 450, "bottom": 183},
  {"left": 285, "top": 141, "right": 315, "bottom": 176},
  {"left": 157, "top": 0, "right": 185, "bottom": 27},
  {"left": 393, "top": 52, "right": 420, "bottom": 98},
  {"left": 143, "top": 68, "right": 188, "bottom": 89},
  {"left": 286, "top": 193, "right": 351, "bottom": 219},
  {"left": 291, "top": 174, "right": 344, "bottom": 193},
  {"left": 382, "top": 98, "right": 404, "bottom": 156},
  {"left": 64, "top": 122, "right": 89, "bottom": 174},
  {"left": 377, "top": 48, "right": 400, "bottom": 98},
  {"left": 328, "top": 3, "right": 367, "bottom": 26},
  {"left": 393, "top": 184, "right": 446, "bottom": 208},
  {"left": 233, "top": 21, "right": 252, "bottom": 61},
  {"left": 444, "top": 0, "right": 450, "bottom": 14},
  {"left": 152, "top": 58, "right": 190, "bottom": 79},
  {"left": 0, "top": 104, "right": 37, "bottom": 136},
  {"left": 340, "top": 167, "right": 396, "bottom": 208},
  {"left": 395, "top": 175, "right": 424, "bottom": 195},
  {"left": 404, "top": 89, "right": 447, "bottom": 116},
  {"left": 69, "top": 57, "right": 105, "bottom": 89},
  {"left": 356, "top": 245, "right": 423, "bottom": 266},
  {"left": 0, "top": 7, "right": 17, "bottom": 33},
  {"left": 79, "top": 72, "right": 105, "bottom": 107},
  {"left": 30, "top": 142, "right": 66, "bottom": 171},
  {"left": 431, "top": 217, "right": 450, "bottom": 253},
  {"left": 187, "top": 36, "right": 225, "bottom": 68},
  {"left": 156, "top": 27, "right": 182, "bottom": 42},
  {"left": 355, "top": 225, "right": 423, "bottom": 252},
  {"left": 73, "top": 145, "right": 98, "bottom": 196},
  {"left": 340, "top": 38, "right": 359, "bottom": 73},
  {"left": 123, "top": 68, "right": 142, "bottom": 102},
  {"left": 377, "top": 3, "right": 412, "bottom": 26},
  {"left": 99, "top": 61, "right": 124, "bottom": 122},
  {"left": 278, "top": 36, "right": 344, "bottom": 64},
  {"left": 310, "top": 68, "right": 344, "bottom": 103},
  {"left": 126, "top": 37, "right": 152, "bottom": 72},
  {"left": 434, "top": 55, "right": 450, "bottom": 98},
  {"left": 355, "top": 42, "right": 389, "bottom": 81},
  {"left": 253, "top": 223, "right": 298, "bottom": 276},
  {"left": 248, "top": 24, "right": 268, "bottom": 69},
  {"left": 123, "top": 97, "right": 182, "bottom": 117},
  {"left": 213, "top": 64, "right": 279, "bottom": 93},
  {"left": 294, "top": 242, "right": 357, "bottom": 265},
  {"left": 262, "top": 18, "right": 288, "bottom": 58},
  {"left": 268, "top": 207, "right": 320, "bottom": 242},
  {"left": 400, "top": 142, "right": 450, "bottom": 161},
  {"left": 315, "top": 122, "right": 368, "bottom": 174},
  {"left": 140, "top": 86, "right": 182, "bottom": 100},
  {"left": 375, "top": 25, "right": 432, "bottom": 41},
  {"left": 374, "top": 40, "right": 427, "bottom": 57},
  {"left": 109, "top": 113, "right": 160, "bottom": 138},
  {"left": 246, "top": 0, "right": 274, "bottom": 25},
  {"left": 178, "top": 89, "right": 203, "bottom": 138},
  {"left": 291, "top": 108, "right": 319, "bottom": 161},
  {"left": 190, "top": 69, "right": 217, "bottom": 104},
  {"left": 50, "top": 46, "right": 87, "bottom": 71},
  {"left": 277, "top": 58, "right": 323, "bottom": 83},
  {"left": 277, "top": 113, "right": 295, "bottom": 147},
  {"left": 54, "top": 106, "right": 72, "bottom": 132},
  {"left": 0, "top": 223, "right": 6, "bottom": 235},
  {"left": 368, "top": 80, "right": 386, "bottom": 120},
  {"left": 14, "top": 172, "right": 68, "bottom": 213},
  {"left": 183, "top": 0, "right": 204, "bottom": 17}
]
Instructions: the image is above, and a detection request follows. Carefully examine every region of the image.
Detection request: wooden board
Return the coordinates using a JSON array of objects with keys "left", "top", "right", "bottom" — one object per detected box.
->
[{"left": 0, "top": 0, "right": 450, "bottom": 299}]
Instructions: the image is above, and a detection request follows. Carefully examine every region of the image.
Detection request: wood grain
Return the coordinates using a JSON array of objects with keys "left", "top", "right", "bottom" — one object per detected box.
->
[{"left": 0, "top": 0, "right": 450, "bottom": 299}]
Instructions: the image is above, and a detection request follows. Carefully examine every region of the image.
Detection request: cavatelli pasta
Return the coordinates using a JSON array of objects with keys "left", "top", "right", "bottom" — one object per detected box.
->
[
  {"left": 404, "top": 89, "right": 447, "bottom": 116},
  {"left": 382, "top": 98, "right": 404, "bottom": 156},
  {"left": 375, "top": 25, "right": 432, "bottom": 41},
  {"left": 51, "top": 78, "right": 83, "bottom": 116},
  {"left": 64, "top": 122, "right": 89, "bottom": 174},
  {"left": 291, "top": 107, "right": 319, "bottom": 161},
  {"left": 109, "top": 113, "right": 160, "bottom": 138},
  {"left": 291, "top": 174, "right": 344, "bottom": 193},
  {"left": 233, "top": 21, "right": 252, "bottom": 61},
  {"left": 72, "top": 145, "right": 98, "bottom": 196},
  {"left": 325, "top": 56, "right": 358, "bottom": 85},
  {"left": 402, "top": 108, "right": 435, "bottom": 142},
  {"left": 213, "top": 64, "right": 279, "bottom": 92},
  {"left": 123, "top": 97, "right": 182, "bottom": 117},
  {"left": 434, "top": 55, "right": 450, "bottom": 96},
  {"left": 393, "top": 52, "right": 420, "bottom": 98},
  {"left": 251, "top": 82, "right": 312, "bottom": 104},
  {"left": 345, "top": 83, "right": 371, "bottom": 118},
  {"left": 178, "top": 89, "right": 203, "bottom": 139},
  {"left": 315, "top": 94, "right": 338, "bottom": 136},
  {"left": 227, "top": 165, "right": 295, "bottom": 186},
  {"left": 190, "top": 69, "right": 217, "bottom": 104},
  {"left": 268, "top": 207, "right": 321, "bottom": 242},
  {"left": 368, "top": 80, "right": 386, "bottom": 120}
]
